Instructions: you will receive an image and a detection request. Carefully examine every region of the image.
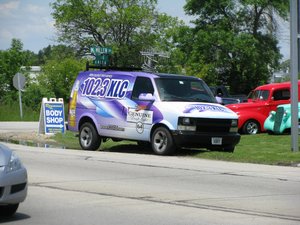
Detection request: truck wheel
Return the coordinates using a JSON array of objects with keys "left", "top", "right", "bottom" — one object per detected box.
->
[
  {"left": 242, "top": 120, "right": 260, "bottom": 134},
  {"left": 151, "top": 127, "right": 175, "bottom": 155},
  {"left": 79, "top": 122, "right": 101, "bottom": 150}
]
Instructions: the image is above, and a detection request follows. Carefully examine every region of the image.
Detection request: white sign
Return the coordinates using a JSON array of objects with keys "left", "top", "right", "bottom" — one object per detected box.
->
[
  {"left": 126, "top": 108, "right": 153, "bottom": 124},
  {"left": 39, "top": 98, "right": 65, "bottom": 135},
  {"left": 13, "top": 73, "right": 26, "bottom": 90}
]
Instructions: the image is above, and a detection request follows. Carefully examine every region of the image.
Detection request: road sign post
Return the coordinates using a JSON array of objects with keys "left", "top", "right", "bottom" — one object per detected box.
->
[{"left": 13, "top": 73, "right": 26, "bottom": 119}]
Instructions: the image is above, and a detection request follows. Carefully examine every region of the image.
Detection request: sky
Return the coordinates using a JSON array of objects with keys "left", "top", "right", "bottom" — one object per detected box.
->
[{"left": 0, "top": 0, "right": 290, "bottom": 60}]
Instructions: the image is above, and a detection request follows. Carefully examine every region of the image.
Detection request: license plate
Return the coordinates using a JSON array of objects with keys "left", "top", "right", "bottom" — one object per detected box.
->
[{"left": 212, "top": 137, "right": 222, "bottom": 145}]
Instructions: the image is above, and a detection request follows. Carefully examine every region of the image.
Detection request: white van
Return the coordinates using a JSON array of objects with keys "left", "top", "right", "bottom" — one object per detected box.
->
[{"left": 67, "top": 69, "right": 240, "bottom": 155}]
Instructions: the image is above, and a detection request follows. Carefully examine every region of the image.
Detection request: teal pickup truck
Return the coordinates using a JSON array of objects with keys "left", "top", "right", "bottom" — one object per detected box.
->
[{"left": 264, "top": 103, "right": 300, "bottom": 134}]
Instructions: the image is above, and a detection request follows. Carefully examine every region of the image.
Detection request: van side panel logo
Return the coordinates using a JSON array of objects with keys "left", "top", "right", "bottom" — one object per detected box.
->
[
  {"left": 183, "top": 104, "right": 230, "bottom": 113},
  {"left": 127, "top": 108, "right": 153, "bottom": 124},
  {"left": 81, "top": 77, "right": 129, "bottom": 99}
]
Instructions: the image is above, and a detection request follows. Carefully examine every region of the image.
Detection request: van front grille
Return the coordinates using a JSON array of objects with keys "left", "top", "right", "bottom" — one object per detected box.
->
[{"left": 195, "top": 118, "right": 232, "bottom": 133}]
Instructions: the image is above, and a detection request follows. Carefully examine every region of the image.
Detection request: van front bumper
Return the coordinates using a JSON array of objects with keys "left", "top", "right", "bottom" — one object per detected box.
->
[{"left": 171, "top": 131, "right": 241, "bottom": 150}]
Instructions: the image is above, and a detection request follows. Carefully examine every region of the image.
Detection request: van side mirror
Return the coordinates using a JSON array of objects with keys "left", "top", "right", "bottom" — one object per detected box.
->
[
  {"left": 215, "top": 96, "right": 223, "bottom": 104},
  {"left": 138, "top": 93, "right": 155, "bottom": 101}
]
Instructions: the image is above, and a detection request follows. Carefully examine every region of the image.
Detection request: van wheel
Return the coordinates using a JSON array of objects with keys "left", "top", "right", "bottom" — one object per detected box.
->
[
  {"left": 151, "top": 127, "right": 175, "bottom": 155},
  {"left": 242, "top": 120, "right": 260, "bottom": 134},
  {"left": 79, "top": 122, "right": 101, "bottom": 150}
]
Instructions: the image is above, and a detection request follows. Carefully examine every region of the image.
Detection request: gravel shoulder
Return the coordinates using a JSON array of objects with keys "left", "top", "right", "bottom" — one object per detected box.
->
[
  {"left": 0, "top": 122, "right": 58, "bottom": 145},
  {"left": 0, "top": 131, "right": 57, "bottom": 145}
]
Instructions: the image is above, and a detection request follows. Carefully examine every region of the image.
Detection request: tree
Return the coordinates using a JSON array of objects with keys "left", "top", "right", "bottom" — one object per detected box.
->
[
  {"left": 36, "top": 45, "right": 52, "bottom": 65},
  {"left": 22, "top": 83, "right": 55, "bottom": 112},
  {"left": 52, "top": 0, "right": 154, "bottom": 66},
  {"left": 181, "top": 0, "right": 289, "bottom": 94},
  {"left": 0, "top": 39, "right": 35, "bottom": 102},
  {"left": 51, "top": 0, "right": 183, "bottom": 68},
  {"left": 38, "top": 56, "right": 85, "bottom": 100},
  {"left": 151, "top": 14, "right": 187, "bottom": 74},
  {"left": 36, "top": 45, "right": 77, "bottom": 65},
  {"left": 18, "top": 44, "right": 81, "bottom": 110}
]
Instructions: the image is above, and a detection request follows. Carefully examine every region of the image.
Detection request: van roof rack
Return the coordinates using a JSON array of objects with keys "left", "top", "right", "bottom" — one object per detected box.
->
[{"left": 85, "top": 61, "right": 142, "bottom": 72}]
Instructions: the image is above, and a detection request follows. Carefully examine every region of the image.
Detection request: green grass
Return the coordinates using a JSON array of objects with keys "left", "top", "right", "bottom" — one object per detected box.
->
[
  {"left": 194, "top": 134, "right": 300, "bottom": 165},
  {"left": 0, "top": 104, "right": 39, "bottom": 121},
  {"left": 53, "top": 131, "right": 300, "bottom": 166}
]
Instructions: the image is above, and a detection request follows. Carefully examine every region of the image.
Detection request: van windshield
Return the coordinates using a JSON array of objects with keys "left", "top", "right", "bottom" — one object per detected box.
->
[
  {"left": 248, "top": 90, "right": 269, "bottom": 101},
  {"left": 155, "top": 78, "right": 217, "bottom": 103}
]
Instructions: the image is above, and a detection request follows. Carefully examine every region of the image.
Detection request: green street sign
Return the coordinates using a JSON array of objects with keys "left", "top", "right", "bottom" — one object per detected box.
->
[
  {"left": 93, "top": 54, "right": 110, "bottom": 66},
  {"left": 90, "top": 47, "right": 112, "bottom": 56},
  {"left": 90, "top": 47, "right": 112, "bottom": 66}
]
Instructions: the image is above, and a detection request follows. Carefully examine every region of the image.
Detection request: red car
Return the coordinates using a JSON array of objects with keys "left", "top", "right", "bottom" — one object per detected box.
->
[{"left": 226, "top": 81, "right": 300, "bottom": 134}]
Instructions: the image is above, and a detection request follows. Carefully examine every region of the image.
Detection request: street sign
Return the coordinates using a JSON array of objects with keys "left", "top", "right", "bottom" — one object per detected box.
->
[
  {"left": 90, "top": 46, "right": 112, "bottom": 66},
  {"left": 93, "top": 55, "right": 111, "bottom": 66},
  {"left": 13, "top": 73, "right": 26, "bottom": 90},
  {"left": 90, "top": 46, "right": 112, "bottom": 55},
  {"left": 39, "top": 98, "right": 65, "bottom": 135}
]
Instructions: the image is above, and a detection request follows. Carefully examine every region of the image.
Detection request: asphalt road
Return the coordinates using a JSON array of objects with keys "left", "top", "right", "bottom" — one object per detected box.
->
[
  {"left": 0, "top": 122, "right": 300, "bottom": 225},
  {"left": 0, "top": 122, "right": 39, "bottom": 133}
]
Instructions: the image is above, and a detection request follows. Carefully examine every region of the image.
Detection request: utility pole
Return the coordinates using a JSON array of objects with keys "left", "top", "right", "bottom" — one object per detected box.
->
[{"left": 290, "top": 0, "right": 299, "bottom": 152}]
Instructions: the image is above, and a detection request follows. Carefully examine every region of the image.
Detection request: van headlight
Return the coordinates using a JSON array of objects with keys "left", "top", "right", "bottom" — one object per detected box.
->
[
  {"left": 178, "top": 117, "right": 196, "bottom": 131},
  {"left": 182, "top": 118, "right": 191, "bottom": 125},
  {"left": 230, "top": 119, "right": 238, "bottom": 132}
]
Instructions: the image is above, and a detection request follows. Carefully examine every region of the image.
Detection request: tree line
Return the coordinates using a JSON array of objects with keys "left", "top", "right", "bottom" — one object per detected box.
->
[{"left": 0, "top": 0, "right": 290, "bottom": 112}]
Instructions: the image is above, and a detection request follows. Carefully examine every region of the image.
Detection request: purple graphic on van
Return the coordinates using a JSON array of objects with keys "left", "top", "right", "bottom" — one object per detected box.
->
[
  {"left": 183, "top": 104, "right": 231, "bottom": 113},
  {"left": 81, "top": 77, "right": 130, "bottom": 99}
]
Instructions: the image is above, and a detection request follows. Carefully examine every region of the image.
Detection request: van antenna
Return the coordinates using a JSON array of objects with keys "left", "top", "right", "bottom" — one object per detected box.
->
[{"left": 140, "top": 48, "right": 170, "bottom": 72}]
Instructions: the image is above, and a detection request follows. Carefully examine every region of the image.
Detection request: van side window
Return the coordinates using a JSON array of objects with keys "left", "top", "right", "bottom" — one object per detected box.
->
[
  {"left": 132, "top": 77, "right": 154, "bottom": 100},
  {"left": 272, "top": 89, "right": 290, "bottom": 101}
]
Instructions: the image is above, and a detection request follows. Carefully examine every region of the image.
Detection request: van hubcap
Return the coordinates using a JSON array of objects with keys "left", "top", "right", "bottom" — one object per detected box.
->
[
  {"left": 153, "top": 131, "right": 167, "bottom": 152},
  {"left": 80, "top": 127, "right": 92, "bottom": 147}
]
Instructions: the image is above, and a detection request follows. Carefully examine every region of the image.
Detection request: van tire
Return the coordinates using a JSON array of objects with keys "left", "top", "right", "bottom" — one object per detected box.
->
[
  {"left": 151, "top": 127, "right": 175, "bottom": 155},
  {"left": 79, "top": 122, "right": 101, "bottom": 150}
]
